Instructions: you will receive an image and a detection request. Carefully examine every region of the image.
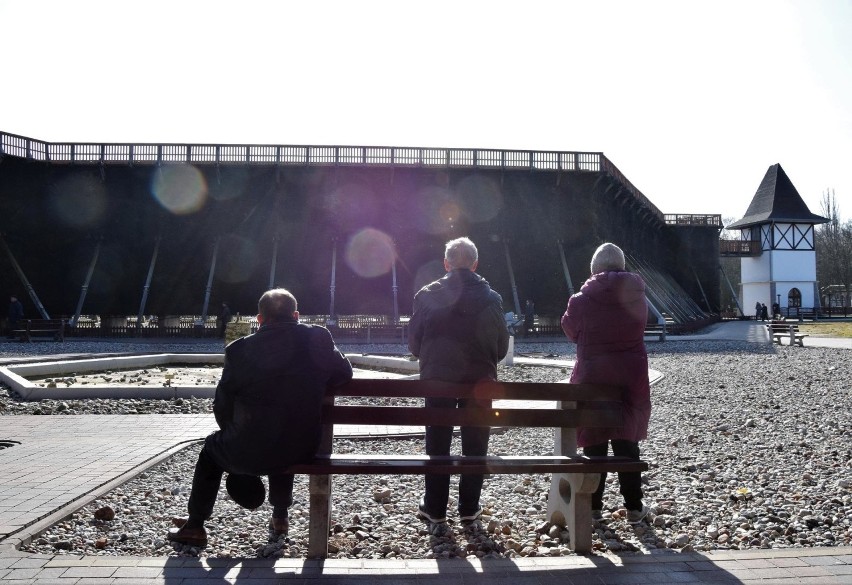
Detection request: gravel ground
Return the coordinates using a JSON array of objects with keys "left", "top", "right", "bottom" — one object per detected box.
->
[{"left": 2, "top": 338, "right": 851, "bottom": 560}]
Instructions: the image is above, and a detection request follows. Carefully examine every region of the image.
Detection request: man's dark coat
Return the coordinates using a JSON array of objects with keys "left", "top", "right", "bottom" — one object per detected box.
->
[
  {"left": 408, "top": 269, "right": 510, "bottom": 382},
  {"left": 205, "top": 320, "right": 352, "bottom": 475}
]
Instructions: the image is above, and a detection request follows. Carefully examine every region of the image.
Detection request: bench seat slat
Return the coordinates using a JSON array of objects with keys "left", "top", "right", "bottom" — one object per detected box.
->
[
  {"left": 323, "top": 405, "right": 624, "bottom": 428},
  {"left": 330, "top": 379, "right": 624, "bottom": 402},
  {"left": 289, "top": 454, "right": 649, "bottom": 475}
]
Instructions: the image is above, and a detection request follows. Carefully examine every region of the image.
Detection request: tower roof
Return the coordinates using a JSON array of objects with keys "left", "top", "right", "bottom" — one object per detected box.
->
[{"left": 726, "top": 163, "right": 827, "bottom": 229}]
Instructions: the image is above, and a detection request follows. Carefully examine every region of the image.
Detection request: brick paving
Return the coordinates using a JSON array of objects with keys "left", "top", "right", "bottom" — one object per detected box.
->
[{"left": 0, "top": 415, "right": 219, "bottom": 543}]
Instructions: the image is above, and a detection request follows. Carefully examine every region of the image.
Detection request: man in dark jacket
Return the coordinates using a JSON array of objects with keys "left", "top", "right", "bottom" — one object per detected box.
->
[
  {"left": 218, "top": 302, "right": 232, "bottom": 338},
  {"left": 409, "top": 237, "right": 509, "bottom": 529},
  {"left": 168, "top": 288, "right": 353, "bottom": 548}
]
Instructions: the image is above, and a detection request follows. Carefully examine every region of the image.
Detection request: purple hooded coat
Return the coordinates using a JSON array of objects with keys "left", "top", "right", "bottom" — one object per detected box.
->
[{"left": 561, "top": 270, "right": 651, "bottom": 448}]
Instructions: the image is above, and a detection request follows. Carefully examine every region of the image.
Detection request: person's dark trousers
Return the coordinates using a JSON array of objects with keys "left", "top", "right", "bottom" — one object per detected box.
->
[
  {"left": 186, "top": 446, "right": 295, "bottom": 526},
  {"left": 422, "top": 397, "right": 490, "bottom": 518},
  {"left": 583, "top": 439, "right": 643, "bottom": 511}
]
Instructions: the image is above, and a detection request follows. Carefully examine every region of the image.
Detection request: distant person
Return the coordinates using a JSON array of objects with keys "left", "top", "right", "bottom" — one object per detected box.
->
[
  {"left": 772, "top": 302, "right": 780, "bottom": 319},
  {"left": 168, "top": 288, "right": 353, "bottom": 548},
  {"left": 755, "top": 301, "right": 761, "bottom": 321},
  {"left": 7, "top": 295, "right": 24, "bottom": 339},
  {"left": 523, "top": 299, "right": 535, "bottom": 337},
  {"left": 761, "top": 303, "right": 769, "bottom": 322},
  {"left": 409, "top": 237, "right": 510, "bottom": 530},
  {"left": 561, "top": 243, "right": 651, "bottom": 524},
  {"left": 219, "top": 302, "right": 233, "bottom": 337}
]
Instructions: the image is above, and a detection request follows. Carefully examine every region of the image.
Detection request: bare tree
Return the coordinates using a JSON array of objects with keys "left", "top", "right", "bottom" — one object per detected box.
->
[
  {"left": 718, "top": 216, "right": 743, "bottom": 316},
  {"left": 816, "top": 189, "right": 852, "bottom": 310}
]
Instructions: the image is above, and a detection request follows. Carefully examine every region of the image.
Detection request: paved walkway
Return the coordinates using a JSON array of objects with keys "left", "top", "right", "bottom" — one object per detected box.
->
[
  {"left": 1, "top": 322, "right": 851, "bottom": 583},
  {"left": 659, "top": 319, "right": 852, "bottom": 349}
]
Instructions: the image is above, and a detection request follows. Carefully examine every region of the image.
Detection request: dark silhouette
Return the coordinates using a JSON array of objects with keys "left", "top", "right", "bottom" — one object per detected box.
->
[{"left": 408, "top": 237, "right": 509, "bottom": 529}]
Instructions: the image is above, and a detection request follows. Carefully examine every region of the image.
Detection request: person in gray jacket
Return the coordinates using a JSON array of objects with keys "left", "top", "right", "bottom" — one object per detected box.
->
[
  {"left": 409, "top": 237, "right": 509, "bottom": 528},
  {"left": 168, "top": 288, "right": 353, "bottom": 548}
]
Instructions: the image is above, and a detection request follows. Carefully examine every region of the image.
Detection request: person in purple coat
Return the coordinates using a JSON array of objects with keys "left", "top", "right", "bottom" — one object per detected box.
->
[{"left": 561, "top": 243, "right": 652, "bottom": 524}]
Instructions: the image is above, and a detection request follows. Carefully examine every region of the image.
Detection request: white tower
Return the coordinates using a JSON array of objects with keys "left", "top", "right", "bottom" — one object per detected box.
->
[{"left": 726, "top": 164, "right": 827, "bottom": 318}]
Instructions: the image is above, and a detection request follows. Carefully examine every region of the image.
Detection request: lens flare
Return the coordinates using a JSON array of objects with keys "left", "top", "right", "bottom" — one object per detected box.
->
[
  {"left": 217, "top": 234, "right": 258, "bottom": 284},
  {"left": 413, "top": 260, "right": 455, "bottom": 300},
  {"left": 48, "top": 174, "right": 107, "bottom": 229},
  {"left": 151, "top": 165, "right": 208, "bottom": 215},
  {"left": 411, "top": 186, "right": 459, "bottom": 235},
  {"left": 439, "top": 201, "right": 461, "bottom": 224},
  {"left": 345, "top": 228, "right": 396, "bottom": 278},
  {"left": 456, "top": 175, "right": 503, "bottom": 223},
  {"left": 209, "top": 167, "right": 250, "bottom": 202}
]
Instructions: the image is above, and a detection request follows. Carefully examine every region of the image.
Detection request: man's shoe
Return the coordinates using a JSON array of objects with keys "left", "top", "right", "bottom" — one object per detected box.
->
[
  {"left": 458, "top": 508, "right": 482, "bottom": 523},
  {"left": 627, "top": 504, "right": 651, "bottom": 525},
  {"left": 269, "top": 516, "right": 289, "bottom": 536},
  {"left": 417, "top": 500, "right": 447, "bottom": 524},
  {"left": 167, "top": 524, "right": 208, "bottom": 547},
  {"left": 427, "top": 521, "right": 450, "bottom": 536}
]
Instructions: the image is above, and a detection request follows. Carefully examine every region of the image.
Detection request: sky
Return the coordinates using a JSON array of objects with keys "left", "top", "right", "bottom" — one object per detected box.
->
[{"left": 1, "top": 0, "right": 850, "bottom": 223}]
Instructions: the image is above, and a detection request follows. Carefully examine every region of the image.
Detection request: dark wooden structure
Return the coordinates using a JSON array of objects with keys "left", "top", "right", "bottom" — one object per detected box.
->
[{"left": 0, "top": 131, "right": 722, "bottom": 323}]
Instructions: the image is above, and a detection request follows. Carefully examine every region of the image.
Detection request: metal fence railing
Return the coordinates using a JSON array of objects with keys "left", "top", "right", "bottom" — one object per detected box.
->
[
  {"left": 665, "top": 214, "right": 724, "bottom": 227},
  {"left": 0, "top": 130, "right": 604, "bottom": 172}
]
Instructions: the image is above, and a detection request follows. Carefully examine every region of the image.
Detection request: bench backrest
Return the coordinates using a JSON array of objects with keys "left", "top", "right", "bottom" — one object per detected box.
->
[
  {"left": 23, "top": 319, "right": 66, "bottom": 329},
  {"left": 768, "top": 322, "right": 798, "bottom": 332},
  {"left": 318, "top": 378, "right": 625, "bottom": 453}
]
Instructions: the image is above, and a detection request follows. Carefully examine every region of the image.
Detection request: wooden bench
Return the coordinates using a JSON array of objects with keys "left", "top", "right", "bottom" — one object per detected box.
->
[
  {"left": 287, "top": 378, "right": 648, "bottom": 558},
  {"left": 644, "top": 323, "right": 667, "bottom": 341},
  {"left": 12, "top": 318, "right": 66, "bottom": 342},
  {"left": 766, "top": 321, "right": 808, "bottom": 347}
]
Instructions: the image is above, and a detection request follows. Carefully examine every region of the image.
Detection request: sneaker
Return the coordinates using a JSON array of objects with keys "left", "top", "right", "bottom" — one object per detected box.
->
[
  {"left": 627, "top": 504, "right": 650, "bottom": 525},
  {"left": 417, "top": 500, "right": 447, "bottom": 524},
  {"left": 591, "top": 509, "right": 603, "bottom": 521},
  {"left": 458, "top": 508, "right": 482, "bottom": 523}
]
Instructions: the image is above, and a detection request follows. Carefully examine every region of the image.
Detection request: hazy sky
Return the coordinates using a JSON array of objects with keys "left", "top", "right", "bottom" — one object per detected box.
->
[{"left": 2, "top": 0, "right": 850, "bottom": 222}]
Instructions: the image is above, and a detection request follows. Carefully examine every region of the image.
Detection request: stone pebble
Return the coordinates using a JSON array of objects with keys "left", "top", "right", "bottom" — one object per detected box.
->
[{"left": 3, "top": 338, "right": 851, "bottom": 559}]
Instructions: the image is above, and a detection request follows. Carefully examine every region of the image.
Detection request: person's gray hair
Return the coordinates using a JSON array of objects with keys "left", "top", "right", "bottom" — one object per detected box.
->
[
  {"left": 590, "top": 243, "right": 626, "bottom": 274},
  {"left": 258, "top": 288, "right": 298, "bottom": 323},
  {"left": 444, "top": 237, "right": 478, "bottom": 270}
]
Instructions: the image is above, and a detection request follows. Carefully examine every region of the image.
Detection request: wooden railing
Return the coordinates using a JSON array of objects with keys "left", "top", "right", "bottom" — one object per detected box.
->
[
  {"left": 665, "top": 214, "right": 723, "bottom": 227},
  {"left": 62, "top": 314, "right": 413, "bottom": 340},
  {"left": 719, "top": 239, "right": 761, "bottom": 256},
  {"left": 0, "top": 130, "right": 603, "bottom": 172}
]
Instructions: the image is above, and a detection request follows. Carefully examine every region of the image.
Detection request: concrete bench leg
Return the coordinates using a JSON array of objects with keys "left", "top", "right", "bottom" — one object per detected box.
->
[
  {"left": 546, "top": 472, "right": 600, "bottom": 554},
  {"left": 307, "top": 474, "right": 331, "bottom": 558}
]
